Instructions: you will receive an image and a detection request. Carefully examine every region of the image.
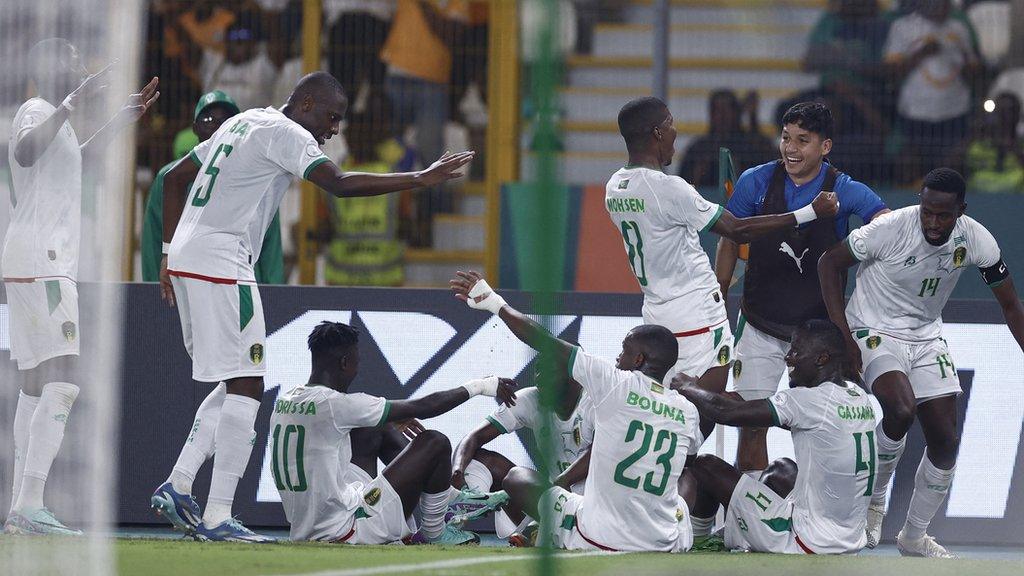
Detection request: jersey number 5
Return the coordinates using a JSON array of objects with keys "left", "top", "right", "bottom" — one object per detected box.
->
[
  {"left": 271, "top": 423, "right": 308, "bottom": 492},
  {"left": 614, "top": 419, "right": 677, "bottom": 496},
  {"left": 620, "top": 221, "right": 649, "bottom": 286},
  {"left": 191, "top": 143, "right": 233, "bottom": 207}
]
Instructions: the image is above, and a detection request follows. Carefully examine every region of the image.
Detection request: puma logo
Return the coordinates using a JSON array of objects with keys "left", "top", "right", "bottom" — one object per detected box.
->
[{"left": 780, "top": 242, "right": 810, "bottom": 274}]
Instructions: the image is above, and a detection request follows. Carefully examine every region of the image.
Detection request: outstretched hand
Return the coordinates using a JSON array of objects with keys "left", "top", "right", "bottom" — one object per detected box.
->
[
  {"left": 418, "top": 151, "right": 475, "bottom": 187},
  {"left": 449, "top": 270, "right": 483, "bottom": 302},
  {"left": 812, "top": 191, "right": 840, "bottom": 218},
  {"left": 118, "top": 76, "right": 160, "bottom": 123},
  {"left": 496, "top": 377, "right": 518, "bottom": 406},
  {"left": 394, "top": 418, "right": 426, "bottom": 440},
  {"left": 64, "top": 62, "right": 114, "bottom": 109}
]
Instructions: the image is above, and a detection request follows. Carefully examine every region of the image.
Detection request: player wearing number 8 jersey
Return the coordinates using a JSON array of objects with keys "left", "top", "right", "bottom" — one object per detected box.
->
[
  {"left": 450, "top": 270, "right": 703, "bottom": 552},
  {"left": 680, "top": 320, "right": 875, "bottom": 555},
  {"left": 151, "top": 72, "right": 473, "bottom": 542},
  {"left": 819, "top": 168, "right": 1024, "bottom": 558},
  {"left": 607, "top": 98, "right": 840, "bottom": 407}
]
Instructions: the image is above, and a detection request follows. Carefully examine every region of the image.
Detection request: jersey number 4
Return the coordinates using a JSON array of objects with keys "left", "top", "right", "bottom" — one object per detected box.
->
[
  {"left": 614, "top": 419, "right": 677, "bottom": 496},
  {"left": 853, "top": 431, "right": 876, "bottom": 497},
  {"left": 271, "top": 423, "right": 308, "bottom": 492},
  {"left": 620, "top": 221, "right": 649, "bottom": 286},
  {"left": 191, "top": 143, "right": 233, "bottom": 207}
]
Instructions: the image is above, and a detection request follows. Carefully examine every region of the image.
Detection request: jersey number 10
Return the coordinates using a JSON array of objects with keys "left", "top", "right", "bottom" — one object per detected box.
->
[{"left": 271, "top": 423, "right": 308, "bottom": 492}]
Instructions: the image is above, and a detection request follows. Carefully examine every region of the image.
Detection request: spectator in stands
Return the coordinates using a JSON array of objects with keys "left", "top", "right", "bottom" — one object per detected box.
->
[
  {"left": 326, "top": 0, "right": 395, "bottom": 96},
  {"left": 964, "top": 92, "right": 1024, "bottom": 193},
  {"left": 199, "top": 15, "right": 276, "bottom": 111},
  {"left": 381, "top": 0, "right": 468, "bottom": 246},
  {"left": 677, "top": 90, "right": 774, "bottom": 188},
  {"left": 805, "top": 0, "right": 890, "bottom": 95},
  {"left": 884, "top": 0, "right": 981, "bottom": 182}
]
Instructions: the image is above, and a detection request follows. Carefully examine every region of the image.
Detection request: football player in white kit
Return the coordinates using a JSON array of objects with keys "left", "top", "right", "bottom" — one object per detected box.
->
[
  {"left": 3, "top": 39, "right": 158, "bottom": 535},
  {"left": 679, "top": 320, "right": 875, "bottom": 555},
  {"left": 150, "top": 71, "right": 472, "bottom": 542},
  {"left": 606, "top": 97, "right": 839, "bottom": 410},
  {"left": 450, "top": 370, "right": 594, "bottom": 542},
  {"left": 271, "top": 321, "right": 514, "bottom": 545},
  {"left": 819, "top": 168, "right": 1024, "bottom": 557},
  {"left": 450, "top": 270, "right": 703, "bottom": 552}
]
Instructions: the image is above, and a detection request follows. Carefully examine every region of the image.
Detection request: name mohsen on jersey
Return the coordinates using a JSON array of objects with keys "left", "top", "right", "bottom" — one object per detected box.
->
[{"left": 607, "top": 197, "right": 646, "bottom": 213}]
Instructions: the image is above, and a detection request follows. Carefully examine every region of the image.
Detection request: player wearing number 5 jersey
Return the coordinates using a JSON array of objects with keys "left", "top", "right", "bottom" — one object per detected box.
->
[
  {"left": 450, "top": 270, "right": 702, "bottom": 552},
  {"left": 150, "top": 72, "right": 473, "bottom": 542},
  {"left": 607, "top": 97, "right": 840, "bottom": 411},
  {"left": 819, "top": 168, "right": 1024, "bottom": 558},
  {"left": 680, "top": 320, "right": 876, "bottom": 555}
]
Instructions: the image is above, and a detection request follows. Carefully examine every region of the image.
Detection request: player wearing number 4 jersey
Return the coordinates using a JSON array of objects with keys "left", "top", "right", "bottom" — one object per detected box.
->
[
  {"left": 270, "top": 321, "right": 513, "bottom": 545},
  {"left": 607, "top": 97, "right": 839, "bottom": 409},
  {"left": 820, "top": 168, "right": 1024, "bottom": 558},
  {"left": 151, "top": 71, "right": 473, "bottom": 542},
  {"left": 450, "top": 271, "right": 702, "bottom": 552},
  {"left": 679, "top": 320, "right": 876, "bottom": 555}
]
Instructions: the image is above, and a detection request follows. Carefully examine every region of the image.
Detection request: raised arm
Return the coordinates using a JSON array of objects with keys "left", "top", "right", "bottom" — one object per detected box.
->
[
  {"left": 711, "top": 191, "right": 838, "bottom": 244},
  {"left": 451, "top": 421, "right": 503, "bottom": 489},
  {"left": 306, "top": 151, "right": 474, "bottom": 198},
  {"left": 680, "top": 387, "right": 775, "bottom": 428},
  {"left": 991, "top": 277, "right": 1024, "bottom": 354},
  {"left": 818, "top": 240, "right": 863, "bottom": 373},
  {"left": 80, "top": 76, "right": 160, "bottom": 159},
  {"left": 387, "top": 377, "right": 517, "bottom": 423}
]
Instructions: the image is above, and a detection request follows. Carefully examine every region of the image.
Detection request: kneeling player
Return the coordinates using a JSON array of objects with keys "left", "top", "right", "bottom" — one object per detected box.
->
[
  {"left": 679, "top": 320, "right": 874, "bottom": 555},
  {"left": 451, "top": 371, "right": 594, "bottom": 540},
  {"left": 451, "top": 271, "right": 703, "bottom": 552},
  {"left": 270, "top": 321, "right": 514, "bottom": 544}
]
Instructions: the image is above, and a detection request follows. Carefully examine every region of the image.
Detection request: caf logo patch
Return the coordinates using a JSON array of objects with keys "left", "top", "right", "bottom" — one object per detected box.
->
[
  {"left": 363, "top": 487, "right": 381, "bottom": 506},
  {"left": 61, "top": 321, "right": 76, "bottom": 342},
  {"left": 717, "top": 345, "right": 731, "bottom": 365},
  {"left": 953, "top": 246, "right": 967, "bottom": 269},
  {"left": 866, "top": 335, "right": 881, "bottom": 350},
  {"left": 249, "top": 343, "right": 264, "bottom": 364},
  {"left": 733, "top": 360, "right": 743, "bottom": 379}
]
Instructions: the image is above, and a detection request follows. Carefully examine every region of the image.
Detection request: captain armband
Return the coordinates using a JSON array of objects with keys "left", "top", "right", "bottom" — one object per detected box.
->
[{"left": 979, "top": 259, "right": 1009, "bottom": 287}]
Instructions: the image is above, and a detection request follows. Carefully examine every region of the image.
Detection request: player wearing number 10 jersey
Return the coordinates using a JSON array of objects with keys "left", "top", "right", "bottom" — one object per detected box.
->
[
  {"left": 450, "top": 270, "right": 702, "bottom": 552},
  {"left": 819, "top": 168, "right": 1024, "bottom": 558},
  {"left": 606, "top": 97, "right": 839, "bottom": 406},
  {"left": 150, "top": 72, "right": 473, "bottom": 542}
]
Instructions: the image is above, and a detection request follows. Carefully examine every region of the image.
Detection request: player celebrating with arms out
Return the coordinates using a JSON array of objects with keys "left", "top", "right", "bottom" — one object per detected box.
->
[
  {"left": 151, "top": 71, "right": 472, "bottom": 542},
  {"left": 271, "top": 321, "right": 514, "bottom": 545},
  {"left": 606, "top": 97, "right": 839, "bottom": 408},
  {"left": 451, "top": 270, "right": 703, "bottom": 552},
  {"left": 678, "top": 320, "right": 876, "bottom": 555},
  {"left": 819, "top": 168, "right": 1024, "bottom": 557}
]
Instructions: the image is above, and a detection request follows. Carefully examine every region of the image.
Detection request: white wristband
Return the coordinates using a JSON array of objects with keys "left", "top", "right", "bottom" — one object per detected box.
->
[
  {"left": 161, "top": 242, "right": 171, "bottom": 255},
  {"left": 61, "top": 95, "right": 75, "bottom": 112},
  {"left": 462, "top": 376, "right": 499, "bottom": 397},
  {"left": 466, "top": 279, "right": 507, "bottom": 315},
  {"left": 793, "top": 204, "right": 818, "bottom": 225}
]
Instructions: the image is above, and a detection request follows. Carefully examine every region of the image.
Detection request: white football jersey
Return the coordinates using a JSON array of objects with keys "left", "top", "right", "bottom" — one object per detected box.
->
[
  {"left": 605, "top": 167, "right": 726, "bottom": 332},
  {"left": 168, "top": 107, "right": 330, "bottom": 282},
  {"left": 846, "top": 206, "right": 1000, "bottom": 342},
  {"left": 269, "top": 384, "right": 389, "bottom": 541},
  {"left": 3, "top": 98, "right": 82, "bottom": 280},
  {"left": 486, "top": 387, "right": 595, "bottom": 478},
  {"left": 767, "top": 381, "right": 876, "bottom": 554},
  {"left": 569, "top": 347, "right": 703, "bottom": 552}
]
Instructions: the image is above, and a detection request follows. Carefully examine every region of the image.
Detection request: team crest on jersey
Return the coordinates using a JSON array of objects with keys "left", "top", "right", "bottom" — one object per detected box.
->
[
  {"left": 617, "top": 179, "right": 629, "bottom": 189},
  {"left": 249, "top": 343, "right": 264, "bottom": 364},
  {"left": 717, "top": 345, "right": 730, "bottom": 365},
  {"left": 866, "top": 335, "right": 881, "bottom": 350},
  {"left": 363, "top": 487, "right": 382, "bottom": 506},
  {"left": 733, "top": 360, "right": 743, "bottom": 379},
  {"left": 904, "top": 256, "right": 917, "bottom": 267},
  {"left": 953, "top": 247, "right": 967, "bottom": 269},
  {"left": 61, "top": 321, "right": 76, "bottom": 342}
]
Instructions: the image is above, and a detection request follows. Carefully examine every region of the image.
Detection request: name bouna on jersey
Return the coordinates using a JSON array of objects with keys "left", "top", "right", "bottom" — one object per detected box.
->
[{"left": 626, "top": 391, "right": 686, "bottom": 424}]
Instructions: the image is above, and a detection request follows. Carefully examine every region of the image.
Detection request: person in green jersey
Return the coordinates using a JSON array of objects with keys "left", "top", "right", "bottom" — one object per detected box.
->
[{"left": 141, "top": 91, "right": 284, "bottom": 282}]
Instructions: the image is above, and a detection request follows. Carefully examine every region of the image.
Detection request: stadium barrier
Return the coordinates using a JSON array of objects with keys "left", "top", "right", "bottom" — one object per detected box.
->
[{"left": 1, "top": 283, "right": 1022, "bottom": 545}]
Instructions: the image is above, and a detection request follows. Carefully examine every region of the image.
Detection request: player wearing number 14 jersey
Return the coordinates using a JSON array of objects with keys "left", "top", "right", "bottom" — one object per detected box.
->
[
  {"left": 606, "top": 97, "right": 839, "bottom": 401},
  {"left": 150, "top": 72, "right": 472, "bottom": 542},
  {"left": 819, "top": 168, "right": 1024, "bottom": 558}
]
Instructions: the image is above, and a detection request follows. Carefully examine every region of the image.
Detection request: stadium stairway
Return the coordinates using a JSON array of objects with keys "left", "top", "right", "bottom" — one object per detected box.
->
[{"left": 403, "top": 183, "right": 488, "bottom": 286}]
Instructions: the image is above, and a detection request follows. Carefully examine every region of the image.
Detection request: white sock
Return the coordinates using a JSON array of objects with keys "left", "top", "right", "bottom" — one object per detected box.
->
[
  {"left": 691, "top": 515, "right": 715, "bottom": 538},
  {"left": 10, "top": 391, "right": 40, "bottom": 515},
  {"left": 419, "top": 490, "right": 450, "bottom": 540},
  {"left": 15, "top": 382, "right": 79, "bottom": 512},
  {"left": 202, "top": 394, "right": 259, "bottom": 527},
  {"left": 463, "top": 459, "right": 494, "bottom": 493},
  {"left": 741, "top": 469, "right": 764, "bottom": 480},
  {"left": 903, "top": 455, "right": 954, "bottom": 540},
  {"left": 169, "top": 383, "right": 226, "bottom": 494},
  {"left": 871, "top": 424, "right": 906, "bottom": 508}
]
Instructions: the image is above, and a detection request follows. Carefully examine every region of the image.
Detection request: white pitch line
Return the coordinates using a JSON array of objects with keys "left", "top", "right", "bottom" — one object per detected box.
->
[{"left": 274, "top": 550, "right": 625, "bottom": 576}]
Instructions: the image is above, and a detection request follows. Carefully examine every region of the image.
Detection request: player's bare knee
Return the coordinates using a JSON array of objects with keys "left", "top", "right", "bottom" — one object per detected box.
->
[
  {"left": 691, "top": 454, "right": 726, "bottom": 482},
  {"left": 225, "top": 377, "right": 264, "bottom": 400},
  {"left": 415, "top": 429, "right": 452, "bottom": 456},
  {"left": 886, "top": 399, "right": 916, "bottom": 432}
]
